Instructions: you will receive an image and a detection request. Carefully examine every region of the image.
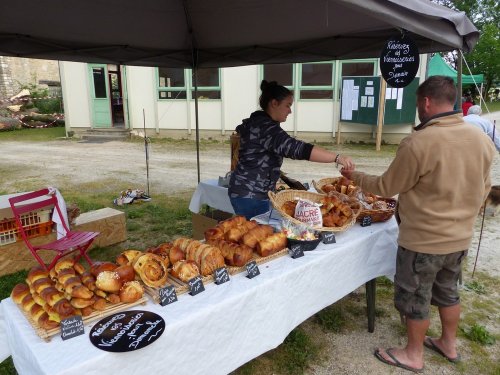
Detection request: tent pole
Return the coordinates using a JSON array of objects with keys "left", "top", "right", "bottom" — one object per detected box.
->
[
  {"left": 456, "top": 51, "right": 463, "bottom": 110},
  {"left": 193, "top": 67, "right": 201, "bottom": 184}
]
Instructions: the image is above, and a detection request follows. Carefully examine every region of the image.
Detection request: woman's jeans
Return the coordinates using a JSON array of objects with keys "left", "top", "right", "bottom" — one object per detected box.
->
[{"left": 229, "top": 197, "right": 270, "bottom": 220}]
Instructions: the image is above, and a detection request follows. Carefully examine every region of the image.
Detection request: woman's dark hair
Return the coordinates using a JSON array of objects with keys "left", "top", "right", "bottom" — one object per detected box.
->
[{"left": 259, "top": 80, "right": 292, "bottom": 110}]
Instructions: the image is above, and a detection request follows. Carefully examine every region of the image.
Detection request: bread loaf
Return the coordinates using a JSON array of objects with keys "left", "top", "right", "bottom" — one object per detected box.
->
[
  {"left": 207, "top": 239, "right": 253, "bottom": 267},
  {"left": 241, "top": 225, "right": 274, "bottom": 249},
  {"left": 256, "top": 232, "right": 287, "bottom": 257}
]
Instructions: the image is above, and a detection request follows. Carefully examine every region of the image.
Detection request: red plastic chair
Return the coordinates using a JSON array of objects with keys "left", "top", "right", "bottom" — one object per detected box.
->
[{"left": 9, "top": 188, "right": 99, "bottom": 271}]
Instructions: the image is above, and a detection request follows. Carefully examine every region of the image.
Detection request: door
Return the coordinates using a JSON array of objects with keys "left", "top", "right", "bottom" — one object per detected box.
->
[{"left": 88, "top": 64, "right": 112, "bottom": 128}]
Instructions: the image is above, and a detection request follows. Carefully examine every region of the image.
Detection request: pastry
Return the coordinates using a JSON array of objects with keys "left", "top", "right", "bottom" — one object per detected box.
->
[
  {"left": 116, "top": 250, "right": 143, "bottom": 266},
  {"left": 95, "top": 271, "right": 122, "bottom": 293},
  {"left": 11, "top": 283, "right": 30, "bottom": 304},
  {"left": 171, "top": 260, "right": 200, "bottom": 282},
  {"left": 119, "top": 281, "right": 144, "bottom": 303},
  {"left": 133, "top": 253, "right": 169, "bottom": 288},
  {"left": 256, "top": 232, "right": 287, "bottom": 257},
  {"left": 240, "top": 225, "right": 274, "bottom": 249}
]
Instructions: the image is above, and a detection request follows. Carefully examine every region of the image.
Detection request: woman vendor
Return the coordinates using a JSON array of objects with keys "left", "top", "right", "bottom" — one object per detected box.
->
[{"left": 228, "top": 80, "right": 354, "bottom": 219}]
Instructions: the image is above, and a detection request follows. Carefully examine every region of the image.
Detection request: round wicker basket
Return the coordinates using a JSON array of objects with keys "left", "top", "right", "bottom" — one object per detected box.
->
[{"left": 268, "top": 190, "right": 357, "bottom": 232}]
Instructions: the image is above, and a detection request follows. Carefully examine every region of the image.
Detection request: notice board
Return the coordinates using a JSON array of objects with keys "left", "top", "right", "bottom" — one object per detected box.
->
[
  {"left": 384, "top": 78, "right": 419, "bottom": 125},
  {"left": 340, "top": 76, "right": 380, "bottom": 125},
  {"left": 340, "top": 76, "right": 419, "bottom": 126}
]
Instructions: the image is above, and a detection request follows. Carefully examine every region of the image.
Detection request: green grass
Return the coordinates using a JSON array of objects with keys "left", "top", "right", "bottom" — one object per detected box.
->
[
  {"left": 0, "top": 127, "right": 66, "bottom": 141},
  {"left": 482, "top": 100, "right": 500, "bottom": 114},
  {"left": 462, "top": 324, "right": 497, "bottom": 345}
]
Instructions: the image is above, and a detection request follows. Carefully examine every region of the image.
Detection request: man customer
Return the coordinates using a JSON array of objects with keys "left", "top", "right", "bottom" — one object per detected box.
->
[
  {"left": 341, "top": 76, "right": 495, "bottom": 373},
  {"left": 464, "top": 105, "right": 500, "bottom": 152}
]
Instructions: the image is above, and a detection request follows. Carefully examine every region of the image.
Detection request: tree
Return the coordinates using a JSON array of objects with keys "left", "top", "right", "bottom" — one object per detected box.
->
[{"left": 433, "top": 0, "right": 500, "bottom": 99}]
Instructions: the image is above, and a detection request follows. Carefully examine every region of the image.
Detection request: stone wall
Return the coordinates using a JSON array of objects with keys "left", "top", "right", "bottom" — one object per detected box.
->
[{"left": 0, "top": 56, "right": 60, "bottom": 100}]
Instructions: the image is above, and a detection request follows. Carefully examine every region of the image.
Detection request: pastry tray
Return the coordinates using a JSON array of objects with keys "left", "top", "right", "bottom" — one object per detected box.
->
[
  {"left": 18, "top": 296, "right": 148, "bottom": 341},
  {"left": 144, "top": 248, "right": 289, "bottom": 304}
]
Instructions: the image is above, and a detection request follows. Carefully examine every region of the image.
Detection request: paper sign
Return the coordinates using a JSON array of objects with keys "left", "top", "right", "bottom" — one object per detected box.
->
[
  {"left": 60, "top": 315, "right": 84, "bottom": 341},
  {"left": 159, "top": 285, "right": 178, "bottom": 306}
]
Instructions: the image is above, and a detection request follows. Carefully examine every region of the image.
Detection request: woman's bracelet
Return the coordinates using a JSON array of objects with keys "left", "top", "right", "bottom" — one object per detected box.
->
[{"left": 334, "top": 153, "right": 340, "bottom": 167}]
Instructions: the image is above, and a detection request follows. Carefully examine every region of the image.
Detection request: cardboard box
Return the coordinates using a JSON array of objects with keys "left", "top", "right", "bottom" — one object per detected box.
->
[{"left": 192, "top": 210, "right": 233, "bottom": 240}]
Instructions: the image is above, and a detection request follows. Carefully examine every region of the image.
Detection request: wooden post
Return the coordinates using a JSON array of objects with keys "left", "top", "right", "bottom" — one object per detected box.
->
[{"left": 375, "top": 79, "right": 387, "bottom": 151}]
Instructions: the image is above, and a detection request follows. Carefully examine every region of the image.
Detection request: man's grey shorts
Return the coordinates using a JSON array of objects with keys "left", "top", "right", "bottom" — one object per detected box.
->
[{"left": 394, "top": 246, "right": 467, "bottom": 320}]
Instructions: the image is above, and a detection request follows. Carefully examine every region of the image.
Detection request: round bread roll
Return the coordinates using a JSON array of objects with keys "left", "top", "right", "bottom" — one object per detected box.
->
[
  {"left": 119, "top": 281, "right": 144, "bottom": 303},
  {"left": 95, "top": 271, "right": 122, "bottom": 293},
  {"left": 11, "top": 283, "right": 30, "bottom": 304},
  {"left": 90, "top": 261, "right": 118, "bottom": 277},
  {"left": 115, "top": 264, "right": 136, "bottom": 283}
]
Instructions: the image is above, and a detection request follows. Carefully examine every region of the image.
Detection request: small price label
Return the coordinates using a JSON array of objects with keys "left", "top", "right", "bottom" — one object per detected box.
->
[
  {"left": 361, "top": 216, "right": 372, "bottom": 227},
  {"left": 214, "top": 267, "right": 230, "bottom": 285},
  {"left": 188, "top": 276, "right": 205, "bottom": 296},
  {"left": 159, "top": 285, "right": 178, "bottom": 306},
  {"left": 246, "top": 260, "right": 260, "bottom": 279},
  {"left": 321, "top": 232, "right": 336, "bottom": 244},
  {"left": 288, "top": 243, "right": 305, "bottom": 259},
  {"left": 60, "top": 315, "right": 84, "bottom": 341}
]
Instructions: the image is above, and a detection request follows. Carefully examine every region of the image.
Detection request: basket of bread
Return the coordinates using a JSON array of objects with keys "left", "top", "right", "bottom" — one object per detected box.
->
[
  {"left": 268, "top": 189, "right": 359, "bottom": 232},
  {"left": 313, "top": 176, "right": 397, "bottom": 223}
]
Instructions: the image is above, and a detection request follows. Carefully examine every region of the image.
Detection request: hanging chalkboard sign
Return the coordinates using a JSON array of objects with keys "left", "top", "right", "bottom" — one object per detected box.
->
[
  {"left": 159, "top": 285, "right": 178, "bottom": 306},
  {"left": 89, "top": 310, "right": 165, "bottom": 352},
  {"left": 60, "top": 315, "right": 84, "bottom": 341},
  {"left": 380, "top": 34, "right": 419, "bottom": 88}
]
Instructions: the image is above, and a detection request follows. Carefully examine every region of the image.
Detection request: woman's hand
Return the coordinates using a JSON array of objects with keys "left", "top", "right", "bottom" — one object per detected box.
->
[{"left": 337, "top": 155, "right": 355, "bottom": 170}]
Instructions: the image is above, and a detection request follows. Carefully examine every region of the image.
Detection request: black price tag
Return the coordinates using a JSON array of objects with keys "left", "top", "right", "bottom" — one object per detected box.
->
[
  {"left": 60, "top": 315, "right": 84, "bottom": 341},
  {"left": 380, "top": 34, "right": 420, "bottom": 88},
  {"left": 289, "top": 243, "right": 305, "bottom": 259},
  {"left": 361, "top": 216, "right": 372, "bottom": 227},
  {"left": 159, "top": 285, "right": 178, "bottom": 306},
  {"left": 188, "top": 276, "right": 205, "bottom": 296},
  {"left": 246, "top": 260, "right": 260, "bottom": 279},
  {"left": 214, "top": 267, "right": 230, "bottom": 285},
  {"left": 321, "top": 232, "right": 336, "bottom": 244}
]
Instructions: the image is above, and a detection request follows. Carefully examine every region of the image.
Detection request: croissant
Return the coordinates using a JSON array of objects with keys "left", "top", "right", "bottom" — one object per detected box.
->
[
  {"left": 172, "top": 238, "right": 192, "bottom": 252},
  {"left": 240, "top": 225, "right": 274, "bottom": 249},
  {"left": 199, "top": 245, "right": 225, "bottom": 276},
  {"left": 224, "top": 220, "right": 258, "bottom": 243},
  {"left": 11, "top": 283, "right": 30, "bottom": 304},
  {"left": 169, "top": 246, "right": 186, "bottom": 265},
  {"left": 81, "top": 271, "right": 97, "bottom": 291},
  {"left": 133, "top": 253, "right": 169, "bottom": 288},
  {"left": 37, "top": 312, "right": 60, "bottom": 330},
  {"left": 256, "top": 232, "right": 287, "bottom": 257},
  {"left": 204, "top": 227, "right": 225, "bottom": 241},
  {"left": 218, "top": 215, "right": 247, "bottom": 232},
  {"left": 171, "top": 260, "right": 200, "bottom": 282},
  {"left": 27, "top": 266, "right": 50, "bottom": 285}
]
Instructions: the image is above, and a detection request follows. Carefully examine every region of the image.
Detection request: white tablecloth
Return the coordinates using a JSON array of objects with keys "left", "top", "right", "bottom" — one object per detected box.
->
[
  {"left": 188, "top": 179, "right": 235, "bottom": 214},
  {"left": 0, "top": 218, "right": 398, "bottom": 375}
]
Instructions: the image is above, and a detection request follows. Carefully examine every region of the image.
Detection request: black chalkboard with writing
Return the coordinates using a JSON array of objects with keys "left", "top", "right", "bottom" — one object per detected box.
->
[
  {"left": 214, "top": 267, "right": 230, "bottom": 285},
  {"left": 380, "top": 34, "right": 419, "bottom": 88},
  {"left": 288, "top": 244, "right": 305, "bottom": 259},
  {"left": 60, "top": 315, "right": 84, "bottom": 341},
  {"left": 246, "top": 260, "right": 260, "bottom": 279},
  {"left": 89, "top": 310, "right": 165, "bottom": 352},
  {"left": 188, "top": 276, "right": 205, "bottom": 296},
  {"left": 159, "top": 285, "right": 178, "bottom": 306}
]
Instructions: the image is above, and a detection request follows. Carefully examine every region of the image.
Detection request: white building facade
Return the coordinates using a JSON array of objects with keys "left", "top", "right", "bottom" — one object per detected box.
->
[{"left": 59, "top": 56, "right": 429, "bottom": 144}]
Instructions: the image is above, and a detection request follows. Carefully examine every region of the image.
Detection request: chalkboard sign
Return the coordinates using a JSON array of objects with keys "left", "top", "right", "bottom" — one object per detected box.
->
[
  {"left": 214, "top": 267, "right": 230, "bottom": 285},
  {"left": 188, "top": 276, "right": 205, "bottom": 296},
  {"left": 159, "top": 285, "right": 178, "bottom": 306},
  {"left": 380, "top": 34, "right": 419, "bottom": 88},
  {"left": 321, "top": 232, "right": 336, "bottom": 244},
  {"left": 89, "top": 310, "right": 165, "bottom": 352},
  {"left": 60, "top": 315, "right": 84, "bottom": 341},
  {"left": 288, "top": 244, "right": 305, "bottom": 259},
  {"left": 361, "top": 216, "right": 373, "bottom": 227},
  {"left": 246, "top": 260, "right": 260, "bottom": 279}
]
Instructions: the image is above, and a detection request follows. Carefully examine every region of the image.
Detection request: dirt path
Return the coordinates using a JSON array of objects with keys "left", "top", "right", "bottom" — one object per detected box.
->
[{"left": 0, "top": 139, "right": 498, "bottom": 374}]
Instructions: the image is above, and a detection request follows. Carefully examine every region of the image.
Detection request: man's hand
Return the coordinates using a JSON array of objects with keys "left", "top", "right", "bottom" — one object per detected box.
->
[
  {"left": 337, "top": 155, "right": 355, "bottom": 170},
  {"left": 340, "top": 167, "right": 354, "bottom": 180}
]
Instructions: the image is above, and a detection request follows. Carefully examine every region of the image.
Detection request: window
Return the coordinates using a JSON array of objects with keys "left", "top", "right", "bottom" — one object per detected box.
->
[
  {"left": 158, "top": 67, "right": 187, "bottom": 99},
  {"left": 299, "top": 62, "right": 334, "bottom": 99},
  {"left": 92, "top": 67, "right": 107, "bottom": 98},
  {"left": 263, "top": 64, "right": 294, "bottom": 87},
  {"left": 190, "top": 68, "right": 221, "bottom": 99},
  {"left": 341, "top": 62, "right": 375, "bottom": 76}
]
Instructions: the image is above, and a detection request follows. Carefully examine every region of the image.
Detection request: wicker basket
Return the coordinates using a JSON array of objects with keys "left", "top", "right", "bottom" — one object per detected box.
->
[
  {"left": 268, "top": 190, "right": 356, "bottom": 232},
  {"left": 356, "top": 197, "right": 397, "bottom": 223},
  {"left": 313, "top": 177, "right": 397, "bottom": 223}
]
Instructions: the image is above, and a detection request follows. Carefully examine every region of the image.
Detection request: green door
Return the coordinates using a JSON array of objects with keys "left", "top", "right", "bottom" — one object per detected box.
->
[{"left": 88, "top": 64, "right": 112, "bottom": 128}]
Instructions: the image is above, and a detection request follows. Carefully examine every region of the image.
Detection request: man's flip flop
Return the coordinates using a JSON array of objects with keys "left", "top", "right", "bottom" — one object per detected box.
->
[
  {"left": 424, "top": 337, "right": 461, "bottom": 363},
  {"left": 374, "top": 348, "right": 424, "bottom": 373}
]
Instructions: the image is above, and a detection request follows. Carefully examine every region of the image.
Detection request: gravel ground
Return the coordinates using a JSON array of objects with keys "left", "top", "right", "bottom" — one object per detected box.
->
[{"left": 0, "top": 131, "right": 498, "bottom": 375}]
